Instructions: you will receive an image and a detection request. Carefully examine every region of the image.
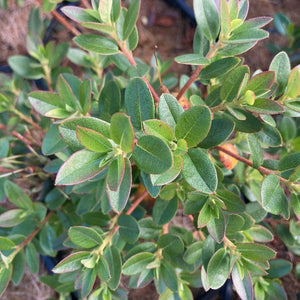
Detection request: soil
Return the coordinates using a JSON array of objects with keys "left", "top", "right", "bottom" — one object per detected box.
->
[{"left": 0, "top": 0, "right": 299, "bottom": 299}]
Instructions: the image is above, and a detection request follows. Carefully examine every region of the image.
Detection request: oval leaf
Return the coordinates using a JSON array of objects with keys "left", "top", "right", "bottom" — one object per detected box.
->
[
  {"left": 68, "top": 226, "right": 103, "bottom": 249},
  {"left": 133, "top": 135, "right": 173, "bottom": 174},
  {"left": 55, "top": 150, "right": 105, "bottom": 185},
  {"left": 73, "top": 34, "right": 119, "bottom": 55},
  {"left": 182, "top": 149, "right": 217, "bottom": 194},
  {"left": 175, "top": 105, "right": 211, "bottom": 148}
]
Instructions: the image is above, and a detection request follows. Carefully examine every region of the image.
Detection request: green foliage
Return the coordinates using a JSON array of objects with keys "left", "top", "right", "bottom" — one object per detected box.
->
[{"left": 0, "top": 0, "right": 299, "bottom": 299}]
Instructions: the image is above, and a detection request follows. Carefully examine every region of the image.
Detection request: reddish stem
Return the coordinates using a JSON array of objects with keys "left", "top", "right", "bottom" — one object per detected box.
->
[
  {"left": 215, "top": 145, "right": 289, "bottom": 184},
  {"left": 126, "top": 190, "right": 148, "bottom": 216},
  {"left": 118, "top": 42, "right": 160, "bottom": 103},
  {"left": 14, "top": 211, "right": 54, "bottom": 253},
  {"left": 51, "top": 10, "right": 80, "bottom": 36},
  {"left": 176, "top": 65, "right": 204, "bottom": 101}
]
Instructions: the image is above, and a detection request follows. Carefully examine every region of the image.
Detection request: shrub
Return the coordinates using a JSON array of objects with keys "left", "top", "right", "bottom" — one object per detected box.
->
[{"left": 0, "top": 0, "right": 300, "bottom": 299}]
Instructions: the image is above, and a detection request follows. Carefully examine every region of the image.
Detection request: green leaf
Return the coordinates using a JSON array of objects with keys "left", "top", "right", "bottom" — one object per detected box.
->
[
  {"left": 247, "top": 134, "right": 263, "bottom": 168},
  {"left": 0, "top": 237, "right": 15, "bottom": 250},
  {"left": 81, "top": 22, "right": 115, "bottom": 34},
  {"left": 261, "top": 174, "right": 289, "bottom": 218},
  {"left": 107, "top": 157, "right": 132, "bottom": 213},
  {"left": 77, "top": 126, "right": 113, "bottom": 153},
  {"left": 200, "top": 57, "right": 240, "bottom": 80},
  {"left": 40, "top": 225, "right": 56, "bottom": 256},
  {"left": 268, "top": 259, "right": 292, "bottom": 278},
  {"left": 221, "top": 66, "right": 250, "bottom": 102},
  {"left": 217, "top": 42, "right": 257, "bottom": 57},
  {"left": 125, "top": 78, "right": 155, "bottom": 130},
  {"left": 55, "top": 150, "right": 105, "bottom": 185},
  {"left": 103, "top": 246, "right": 122, "bottom": 290},
  {"left": 29, "top": 91, "right": 68, "bottom": 119},
  {"left": 4, "top": 180, "right": 33, "bottom": 210},
  {"left": 232, "top": 265, "right": 253, "bottom": 300},
  {"left": 57, "top": 74, "right": 77, "bottom": 109},
  {"left": 225, "top": 108, "right": 262, "bottom": 133},
  {"left": 158, "top": 93, "right": 184, "bottom": 131},
  {"left": 111, "top": 0, "right": 121, "bottom": 22},
  {"left": 122, "top": 0, "right": 140, "bottom": 40},
  {"left": 138, "top": 219, "right": 162, "bottom": 240},
  {"left": 220, "top": 0, "right": 231, "bottom": 38},
  {"left": 42, "top": 124, "right": 66, "bottom": 155},
  {"left": 78, "top": 79, "right": 91, "bottom": 115},
  {"left": 193, "top": 26, "right": 210, "bottom": 56},
  {"left": 207, "top": 248, "right": 231, "bottom": 289},
  {"left": 133, "top": 135, "right": 173, "bottom": 174},
  {"left": 174, "top": 54, "right": 209, "bottom": 65},
  {"left": 127, "top": 26, "right": 139, "bottom": 51},
  {"left": 286, "top": 67, "right": 300, "bottom": 98},
  {"left": 107, "top": 155, "right": 125, "bottom": 191},
  {"left": 68, "top": 226, "right": 103, "bottom": 248},
  {"left": 150, "top": 155, "right": 182, "bottom": 186},
  {"left": 226, "top": 28, "right": 269, "bottom": 44},
  {"left": 52, "top": 251, "right": 90, "bottom": 273},
  {"left": 122, "top": 252, "right": 155, "bottom": 275},
  {"left": 8, "top": 55, "right": 44, "bottom": 79},
  {"left": 99, "top": 0, "right": 112, "bottom": 24},
  {"left": 78, "top": 268, "right": 97, "bottom": 298},
  {"left": 140, "top": 171, "right": 160, "bottom": 197},
  {"left": 99, "top": 80, "right": 121, "bottom": 116},
  {"left": 0, "top": 264, "right": 12, "bottom": 298},
  {"left": 183, "top": 241, "right": 203, "bottom": 264},
  {"left": 199, "top": 118, "right": 234, "bottom": 148},
  {"left": 11, "top": 250, "right": 25, "bottom": 285},
  {"left": 158, "top": 234, "right": 184, "bottom": 256},
  {"left": 143, "top": 119, "right": 174, "bottom": 142},
  {"left": 225, "top": 214, "right": 245, "bottom": 234},
  {"left": 245, "top": 71, "right": 275, "bottom": 96},
  {"left": 153, "top": 197, "right": 178, "bottom": 225},
  {"left": 59, "top": 117, "right": 110, "bottom": 151},
  {"left": 97, "top": 256, "right": 111, "bottom": 282},
  {"left": 198, "top": 201, "right": 212, "bottom": 228},
  {"left": 194, "top": 0, "right": 220, "bottom": 41},
  {"left": 279, "top": 116, "right": 297, "bottom": 142},
  {"left": 207, "top": 210, "right": 225, "bottom": 243},
  {"left": 73, "top": 34, "right": 119, "bottom": 55},
  {"left": 110, "top": 113, "right": 134, "bottom": 153},
  {"left": 246, "top": 225, "right": 273, "bottom": 242},
  {"left": 244, "top": 99, "right": 284, "bottom": 114},
  {"left": 182, "top": 148, "right": 217, "bottom": 194},
  {"left": 0, "top": 209, "right": 27, "bottom": 227},
  {"left": 269, "top": 51, "right": 290, "bottom": 96},
  {"left": 61, "top": 6, "right": 98, "bottom": 23},
  {"left": 175, "top": 105, "right": 211, "bottom": 148},
  {"left": 118, "top": 214, "right": 140, "bottom": 244},
  {"left": 216, "top": 189, "right": 245, "bottom": 213},
  {"left": 236, "top": 243, "right": 276, "bottom": 262},
  {"left": 26, "top": 243, "right": 39, "bottom": 274},
  {"left": 255, "top": 123, "right": 282, "bottom": 147},
  {"left": 160, "top": 260, "right": 178, "bottom": 292},
  {"left": 291, "top": 192, "right": 300, "bottom": 218}
]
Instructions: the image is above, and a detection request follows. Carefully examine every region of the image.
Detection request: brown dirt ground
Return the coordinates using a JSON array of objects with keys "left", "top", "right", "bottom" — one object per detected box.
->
[{"left": 0, "top": 0, "right": 299, "bottom": 299}]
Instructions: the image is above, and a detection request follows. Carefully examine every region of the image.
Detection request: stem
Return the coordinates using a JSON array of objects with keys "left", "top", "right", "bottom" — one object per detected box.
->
[
  {"left": 51, "top": 10, "right": 80, "bottom": 36},
  {"left": 215, "top": 145, "right": 289, "bottom": 184},
  {"left": 176, "top": 43, "right": 219, "bottom": 101},
  {"left": 118, "top": 42, "right": 160, "bottom": 103},
  {"left": 10, "top": 107, "right": 40, "bottom": 129},
  {"left": 126, "top": 190, "right": 148, "bottom": 216},
  {"left": 10, "top": 211, "right": 54, "bottom": 260},
  {"left": 42, "top": 65, "right": 54, "bottom": 92}
]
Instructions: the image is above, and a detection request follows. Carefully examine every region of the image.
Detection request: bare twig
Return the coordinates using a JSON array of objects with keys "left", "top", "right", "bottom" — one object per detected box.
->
[{"left": 215, "top": 145, "right": 289, "bottom": 184}]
